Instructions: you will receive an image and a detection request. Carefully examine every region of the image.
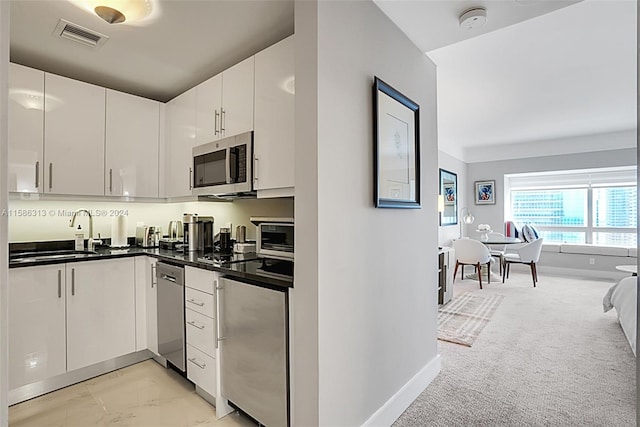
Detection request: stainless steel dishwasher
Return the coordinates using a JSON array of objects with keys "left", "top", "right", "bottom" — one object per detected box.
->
[
  {"left": 219, "top": 277, "right": 288, "bottom": 427},
  {"left": 156, "top": 262, "right": 186, "bottom": 372}
]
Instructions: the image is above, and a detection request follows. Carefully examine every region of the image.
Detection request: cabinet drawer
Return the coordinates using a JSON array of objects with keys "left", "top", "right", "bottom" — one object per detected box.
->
[
  {"left": 185, "top": 308, "right": 215, "bottom": 356},
  {"left": 185, "top": 287, "right": 214, "bottom": 318},
  {"left": 185, "top": 266, "right": 215, "bottom": 294},
  {"left": 187, "top": 344, "right": 216, "bottom": 398}
]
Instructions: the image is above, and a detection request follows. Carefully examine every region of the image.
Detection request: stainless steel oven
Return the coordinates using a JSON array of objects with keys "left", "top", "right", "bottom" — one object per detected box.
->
[
  {"left": 156, "top": 262, "right": 185, "bottom": 372},
  {"left": 192, "top": 131, "right": 253, "bottom": 196}
]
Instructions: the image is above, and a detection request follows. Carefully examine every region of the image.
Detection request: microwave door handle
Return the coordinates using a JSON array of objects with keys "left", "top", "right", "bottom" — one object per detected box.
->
[{"left": 225, "top": 148, "right": 232, "bottom": 184}]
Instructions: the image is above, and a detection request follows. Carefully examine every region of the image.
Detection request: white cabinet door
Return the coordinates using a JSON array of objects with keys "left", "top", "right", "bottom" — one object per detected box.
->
[
  {"left": 195, "top": 73, "right": 222, "bottom": 145},
  {"left": 105, "top": 90, "right": 160, "bottom": 198},
  {"left": 44, "top": 73, "right": 105, "bottom": 196},
  {"left": 8, "top": 63, "right": 44, "bottom": 193},
  {"left": 66, "top": 259, "right": 136, "bottom": 371},
  {"left": 254, "top": 36, "right": 294, "bottom": 196},
  {"left": 165, "top": 88, "right": 196, "bottom": 198},
  {"left": 134, "top": 257, "right": 159, "bottom": 354},
  {"left": 221, "top": 57, "right": 254, "bottom": 138},
  {"left": 8, "top": 265, "right": 66, "bottom": 390}
]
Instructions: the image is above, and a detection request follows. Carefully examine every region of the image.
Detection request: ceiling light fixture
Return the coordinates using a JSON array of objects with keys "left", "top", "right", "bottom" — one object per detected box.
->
[
  {"left": 459, "top": 7, "right": 487, "bottom": 31},
  {"left": 68, "top": 0, "right": 159, "bottom": 26},
  {"left": 94, "top": 5, "right": 126, "bottom": 24}
]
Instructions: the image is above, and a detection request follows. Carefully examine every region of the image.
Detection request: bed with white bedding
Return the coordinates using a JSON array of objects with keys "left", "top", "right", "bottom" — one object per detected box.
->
[{"left": 603, "top": 276, "right": 637, "bottom": 355}]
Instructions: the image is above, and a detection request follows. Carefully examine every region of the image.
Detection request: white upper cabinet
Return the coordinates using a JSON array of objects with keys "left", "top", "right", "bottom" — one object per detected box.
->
[
  {"left": 195, "top": 56, "right": 254, "bottom": 145},
  {"left": 254, "top": 36, "right": 295, "bottom": 197},
  {"left": 8, "top": 63, "right": 44, "bottom": 193},
  {"left": 165, "top": 88, "right": 196, "bottom": 198},
  {"left": 44, "top": 73, "right": 105, "bottom": 196},
  {"left": 221, "top": 57, "right": 255, "bottom": 138},
  {"left": 105, "top": 90, "right": 160, "bottom": 198},
  {"left": 195, "top": 73, "right": 222, "bottom": 144}
]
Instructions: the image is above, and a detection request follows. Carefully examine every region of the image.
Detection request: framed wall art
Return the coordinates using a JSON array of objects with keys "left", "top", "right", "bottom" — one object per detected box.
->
[
  {"left": 475, "top": 180, "right": 496, "bottom": 205},
  {"left": 439, "top": 169, "right": 457, "bottom": 225},
  {"left": 373, "top": 76, "right": 420, "bottom": 209}
]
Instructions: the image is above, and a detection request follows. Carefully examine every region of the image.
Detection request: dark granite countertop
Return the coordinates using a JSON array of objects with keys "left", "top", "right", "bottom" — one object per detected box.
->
[{"left": 9, "top": 243, "right": 293, "bottom": 289}]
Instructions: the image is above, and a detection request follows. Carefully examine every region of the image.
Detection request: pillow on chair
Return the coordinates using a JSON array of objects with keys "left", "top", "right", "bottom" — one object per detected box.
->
[
  {"left": 521, "top": 224, "right": 539, "bottom": 242},
  {"left": 505, "top": 221, "right": 520, "bottom": 238}
]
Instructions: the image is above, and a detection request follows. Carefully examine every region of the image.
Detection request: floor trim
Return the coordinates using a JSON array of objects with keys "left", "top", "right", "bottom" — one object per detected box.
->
[
  {"left": 9, "top": 350, "right": 152, "bottom": 405},
  {"left": 361, "top": 354, "right": 441, "bottom": 427}
]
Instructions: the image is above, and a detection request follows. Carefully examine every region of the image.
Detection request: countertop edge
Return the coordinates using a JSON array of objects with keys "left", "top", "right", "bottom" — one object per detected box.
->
[{"left": 9, "top": 248, "right": 293, "bottom": 289}]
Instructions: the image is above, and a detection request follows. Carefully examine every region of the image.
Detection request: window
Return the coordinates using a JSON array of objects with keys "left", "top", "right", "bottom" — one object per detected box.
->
[{"left": 507, "top": 167, "right": 637, "bottom": 246}]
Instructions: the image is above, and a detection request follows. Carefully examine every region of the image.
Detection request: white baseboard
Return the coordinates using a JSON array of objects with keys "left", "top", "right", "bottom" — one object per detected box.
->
[
  {"left": 538, "top": 266, "right": 627, "bottom": 281},
  {"left": 361, "top": 354, "right": 441, "bottom": 427}
]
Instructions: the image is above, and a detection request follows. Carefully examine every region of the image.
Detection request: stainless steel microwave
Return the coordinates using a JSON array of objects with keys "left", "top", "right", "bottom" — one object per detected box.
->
[
  {"left": 192, "top": 131, "right": 253, "bottom": 196},
  {"left": 251, "top": 217, "right": 294, "bottom": 260}
]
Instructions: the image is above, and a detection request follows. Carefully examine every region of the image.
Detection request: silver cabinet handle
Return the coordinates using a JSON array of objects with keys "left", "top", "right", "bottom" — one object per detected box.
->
[
  {"left": 57, "top": 270, "right": 62, "bottom": 298},
  {"left": 187, "top": 298, "right": 204, "bottom": 307},
  {"left": 189, "top": 167, "right": 193, "bottom": 191},
  {"left": 35, "top": 161, "right": 39, "bottom": 188},
  {"left": 187, "top": 320, "right": 205, "bottom": 330},
  {"left": 49, "top": 163, "right": 53, "bottom": 190},
  {"left": 214, "top": 110, "right": 220, "bottom": 135},
  {"left": 217, "top": 336, "right": 226, "bottom": 342},
  {"left": 150, "top": 263, "right": 157, "bottom": 288},
  {"left": 188, "top": 357, "right": 206, "bottom": 370},
  {"left": 221, "top": 108, "right": 226, "bottom": 132},
  {"left": 216, "top": 280, "right": 223, "bottom": 348},
  {"left": 109, "top": 168, "right": 113, "bottom": 194},
  {"left": 71, "top": 268, "right": 75, "bottom": 296}
]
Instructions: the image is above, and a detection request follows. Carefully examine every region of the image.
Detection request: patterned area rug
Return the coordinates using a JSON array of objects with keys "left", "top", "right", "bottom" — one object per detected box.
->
[{"left": 438, "top": 292, "right": 504, "bottom": 347}]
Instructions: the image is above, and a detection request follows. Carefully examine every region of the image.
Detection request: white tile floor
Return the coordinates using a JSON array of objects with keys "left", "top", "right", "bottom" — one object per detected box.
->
[{"left": 9, "top": 360, "right": 256, "bottom": 427}]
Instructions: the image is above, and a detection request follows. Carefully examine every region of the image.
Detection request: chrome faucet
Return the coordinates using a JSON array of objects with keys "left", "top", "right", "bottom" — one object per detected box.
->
[{"left": 69, "top": 209, "right": 102, "bottom": 251}]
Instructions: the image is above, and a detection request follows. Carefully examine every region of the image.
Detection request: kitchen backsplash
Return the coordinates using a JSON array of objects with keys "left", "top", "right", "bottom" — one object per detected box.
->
[{"left": 7, "top": 198, "right": 293, "bottom": 243}]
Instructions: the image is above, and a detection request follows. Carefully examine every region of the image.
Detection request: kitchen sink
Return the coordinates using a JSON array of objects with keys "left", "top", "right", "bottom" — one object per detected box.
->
[{"left": 10, "top": 250, "right": 99, "bottom": 263}]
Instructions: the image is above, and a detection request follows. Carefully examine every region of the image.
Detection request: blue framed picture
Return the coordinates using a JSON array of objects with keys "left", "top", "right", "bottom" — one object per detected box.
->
[{"left": 475, "top": 180, "right": 495, "bottom": 205}]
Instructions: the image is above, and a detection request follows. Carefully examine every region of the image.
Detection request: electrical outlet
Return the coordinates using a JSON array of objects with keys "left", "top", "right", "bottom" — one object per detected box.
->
[{"left": 589, "top": 257, "right": 595, "bottom": 265}]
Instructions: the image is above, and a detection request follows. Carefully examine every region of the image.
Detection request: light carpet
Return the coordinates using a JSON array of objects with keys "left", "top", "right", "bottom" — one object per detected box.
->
[
  {"left": 438, "top": 292, "right": 504, "bottom": 347},
  {"left": 394, "top": 270, "right": 635, "bottom": 426}
]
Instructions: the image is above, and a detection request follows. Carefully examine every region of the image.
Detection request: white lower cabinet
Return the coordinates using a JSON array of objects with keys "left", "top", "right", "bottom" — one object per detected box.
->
[
  {"left": 135, "top": 256, "right": 158, "bottom": 354},
  {"left": 66, "top": 258, "right": 136, "bottom": 371},
  {"left": 187, "top": 344, "right": 216, "bottom": 396},
  {"left": 184, "top": 266, "right": 232, "bottom": 417},
  {"left": 185, "top": 266, "right": 217, "bottom": 399},
  {"left": 8, "top": 265, "right": 66, "bottom": 390}
]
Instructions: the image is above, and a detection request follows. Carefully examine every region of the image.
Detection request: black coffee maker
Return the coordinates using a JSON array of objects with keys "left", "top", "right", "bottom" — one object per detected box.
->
[{"left": 218, "top": 227, "right": 233, "bottom": 254}]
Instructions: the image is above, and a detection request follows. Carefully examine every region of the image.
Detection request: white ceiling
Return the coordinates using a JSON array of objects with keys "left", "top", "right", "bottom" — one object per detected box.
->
[
  {"left": 10, "top": 0, "right": 294, "bottom": 102},
  {"left": 373, "top": 0, "right": 579, "bottom": 52},
  {"left": 376, "top": 0, "right": 637, "bottom": 161}
]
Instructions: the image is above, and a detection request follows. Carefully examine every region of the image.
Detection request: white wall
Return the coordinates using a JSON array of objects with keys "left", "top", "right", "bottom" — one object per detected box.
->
[
  {"left": 0, "top": 2, "right": 8, "bottom": 425},
  {"left": 438, "top": 150, "right": 468, "bottom": 246},
  {"left": 464, "top": 129, "right": 636, "bottom": 164},
  {"left": 295, "top": 1, "right": 440, "bottom": 425},
  {"left": 466, "top": 147, "right": 636, "bottom": 235},
  {"left": 7, "top": 198, "right": 293, "bottom": 242},
  {"left": 464, "top": 147, "right": 636, "bottom": 276}
]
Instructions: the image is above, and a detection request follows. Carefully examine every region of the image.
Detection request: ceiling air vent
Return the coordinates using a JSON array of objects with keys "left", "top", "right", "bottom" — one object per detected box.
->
[{"left": 53, "top": 19, "right": 109, "bottom": 48}]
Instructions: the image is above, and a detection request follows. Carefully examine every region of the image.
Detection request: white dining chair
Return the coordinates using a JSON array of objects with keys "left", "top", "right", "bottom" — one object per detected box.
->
[
  {"left": 486, "top": 232, "right": 507, "bottom": 275},
  {"left": 502, "top": 238, "right": 544, "bottom": 287},
  {"left": 453, "top": 238, "right": 492, "bottom": 289}
]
